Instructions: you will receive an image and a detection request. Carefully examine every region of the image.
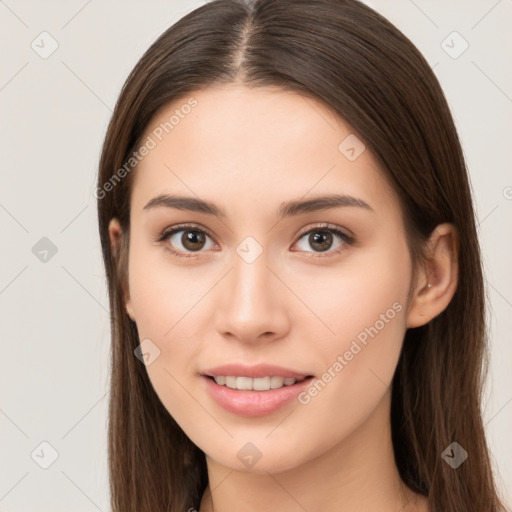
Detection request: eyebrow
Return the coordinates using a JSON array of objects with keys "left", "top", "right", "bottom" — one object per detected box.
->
[{"left": 143, "top": 193, "right": 373, "bottom": 219}]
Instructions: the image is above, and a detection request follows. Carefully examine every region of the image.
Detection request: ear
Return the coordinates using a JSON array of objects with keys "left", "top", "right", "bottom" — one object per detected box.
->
[
  {"left": 108, "top": 218, "right": 135, "bottom": 322},
  {"left": 407, "top": 223, "right": 459, "bottom": 328}
]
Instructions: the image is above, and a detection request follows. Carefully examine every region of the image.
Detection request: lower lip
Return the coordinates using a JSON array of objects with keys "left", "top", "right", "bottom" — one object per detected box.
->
[{"left": 202, "top": 376, "right": 314, "bottom": 417}]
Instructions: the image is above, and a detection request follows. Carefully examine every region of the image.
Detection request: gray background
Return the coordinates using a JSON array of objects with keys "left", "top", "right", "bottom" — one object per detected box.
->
[{"left": 0, "top": 0, "right": 511, "bottom": 510}]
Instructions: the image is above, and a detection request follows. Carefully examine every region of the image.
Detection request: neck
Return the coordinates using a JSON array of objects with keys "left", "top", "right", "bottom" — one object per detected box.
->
[{"left": 199, "top": 391, "right": 428, "bottom": 512}]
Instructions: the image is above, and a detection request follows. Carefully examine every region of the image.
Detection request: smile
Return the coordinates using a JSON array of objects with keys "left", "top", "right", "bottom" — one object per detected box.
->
[
  {"left": 202, "top": 375, "right": 315, "bottom": 417},
  {"left": 211, "top": 375, "right": 307, "bottom": 391}
]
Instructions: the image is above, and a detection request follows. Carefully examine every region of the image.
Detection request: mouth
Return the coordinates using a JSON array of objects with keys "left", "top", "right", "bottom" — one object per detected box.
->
[
  {"left": 201, "top": 367, "right": 315, "bottom": 417},
  {"left": 205, "top": 374, "right": 312, "bottom": 391}
]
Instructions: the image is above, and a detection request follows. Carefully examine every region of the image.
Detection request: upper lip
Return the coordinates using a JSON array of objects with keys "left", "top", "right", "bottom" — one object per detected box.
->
[{"left": 202, "top": 363, "right": 313, "bottom": 379}]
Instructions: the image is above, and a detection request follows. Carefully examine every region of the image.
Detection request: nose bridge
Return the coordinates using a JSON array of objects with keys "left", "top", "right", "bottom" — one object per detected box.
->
[
  {"left": 229, "top": 246, "right": 275, "bottom": 316},
  {"left": 216, "top": 243, "right": 288, "bottom": 341}
]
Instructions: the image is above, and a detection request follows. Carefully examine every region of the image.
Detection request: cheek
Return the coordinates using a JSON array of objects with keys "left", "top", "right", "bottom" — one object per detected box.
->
[
  {"left": 127, "top": 236, "right": 207, "bottom": 341},
  {"left": 291, "top": 241, "right": 411, "bottom": 436},
  {"left": 294, "top": 235, "right": 411, "bottom": 358},
  {"left": 126, "top": 245, "right": 211, "bottom": 433},
  {"left": 291, "top": 302, "right": 406, "bottom": 468},
  {"left": 126, "top": 238, "right": 216, "bottom": 405}
]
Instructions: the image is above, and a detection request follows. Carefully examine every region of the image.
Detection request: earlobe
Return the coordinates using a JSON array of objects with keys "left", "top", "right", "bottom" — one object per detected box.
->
[
  {"left": 125, "top": 301, "right": 136, "bottom": 322},
  {"left": 108, "top": 218, "right": 135, "bottom": 322},
  {"left": 407, "top": 223, "right": 459, "bottom": 328}
]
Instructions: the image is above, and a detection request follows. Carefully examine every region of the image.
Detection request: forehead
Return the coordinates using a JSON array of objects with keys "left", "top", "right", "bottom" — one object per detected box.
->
[{"left": 131, "top": 84, "right": 399, "bottom": 219}]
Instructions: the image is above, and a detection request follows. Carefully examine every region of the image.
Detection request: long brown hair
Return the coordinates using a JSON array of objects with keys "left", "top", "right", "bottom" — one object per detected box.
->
[{"left": 96, "top": 1, "right": 507, "bottom": 510}]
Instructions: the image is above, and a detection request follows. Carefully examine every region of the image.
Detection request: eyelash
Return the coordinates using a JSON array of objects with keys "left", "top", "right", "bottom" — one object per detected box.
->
[{"left": 156, "top": 223, "right": 355, "bottom": 259}]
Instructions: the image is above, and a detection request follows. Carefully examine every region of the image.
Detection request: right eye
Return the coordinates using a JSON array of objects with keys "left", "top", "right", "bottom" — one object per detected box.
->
[{"left": 159, "top": 224, "right": 217, "bottom": 257}]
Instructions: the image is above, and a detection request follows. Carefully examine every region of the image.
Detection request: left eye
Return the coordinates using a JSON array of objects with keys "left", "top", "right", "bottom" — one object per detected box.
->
[{"left": 294, "top": 227, "right": 352, "bottom": 255}]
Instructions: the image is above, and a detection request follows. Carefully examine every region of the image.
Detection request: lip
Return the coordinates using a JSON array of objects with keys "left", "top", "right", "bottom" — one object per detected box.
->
[
  {"left": 202, "top": 363, "right": 311, "bottom": 379},
  {"left": 201, "top": 365, "right": 315, "bottom": 417}
]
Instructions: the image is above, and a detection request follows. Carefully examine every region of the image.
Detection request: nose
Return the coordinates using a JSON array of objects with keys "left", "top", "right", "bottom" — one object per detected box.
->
[{"left": 215, "top": 250, "right": 291, "bottom": 344}]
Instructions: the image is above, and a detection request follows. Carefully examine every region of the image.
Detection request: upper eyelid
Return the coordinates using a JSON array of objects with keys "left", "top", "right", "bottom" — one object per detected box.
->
[
  {"left": 296, "top": 223, "right": 353, "bottom": 239},
  {"left": 163, "top": 222, "right": 212, "bottom": 235}
]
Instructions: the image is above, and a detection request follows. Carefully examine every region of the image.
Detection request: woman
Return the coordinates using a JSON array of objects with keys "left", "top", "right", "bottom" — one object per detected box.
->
[{"left": 96, "top": 0, "right": 507, "bottom": 510}]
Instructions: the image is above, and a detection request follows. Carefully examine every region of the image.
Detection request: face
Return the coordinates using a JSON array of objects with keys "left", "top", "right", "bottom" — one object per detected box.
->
[{"left": 119, "top": 84, "right": 414, "bottom": 473}]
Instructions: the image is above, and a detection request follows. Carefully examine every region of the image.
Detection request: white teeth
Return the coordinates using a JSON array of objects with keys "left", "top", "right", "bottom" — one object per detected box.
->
[
  {"left": 270, "top": 376, "right": 285, "bottom": 389},
  {"left": 214, "top": 375, "right": 226, "bottom": 386},
  {"left": 212, "top": 375, "right": 304, "bottom": 390},
  {"left": 253, "top": 377, "right": 271, "bottom": 391},
  {"left": 236, "top": 377, "right": 253, "bottom": 390},
  {"left": 225, "top": 376, "right": 237, "bottom": 389}
]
